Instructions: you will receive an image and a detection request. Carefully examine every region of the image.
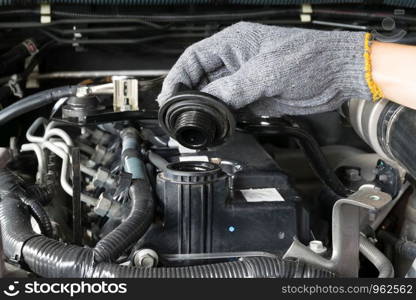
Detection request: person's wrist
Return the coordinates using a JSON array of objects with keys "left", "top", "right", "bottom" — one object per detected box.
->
[
  {"left": 370, "top": 40, "right": 416, "bottom": 109},
  {"left": 369, "top": 40, "right": 389, "bottom": 100}
]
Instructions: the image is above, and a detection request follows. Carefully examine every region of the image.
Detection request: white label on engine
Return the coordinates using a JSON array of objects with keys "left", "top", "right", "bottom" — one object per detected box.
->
[
  {"left": 179, "top": 155, "right": 209, "bottom": 162},
  {"left": 240, "top": 188, "right": 285, "bottom": 202}
]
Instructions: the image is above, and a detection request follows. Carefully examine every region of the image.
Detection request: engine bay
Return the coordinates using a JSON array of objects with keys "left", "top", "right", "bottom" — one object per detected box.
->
[{"left": 1, "top": 1, "right": 416, "bottom": 279}]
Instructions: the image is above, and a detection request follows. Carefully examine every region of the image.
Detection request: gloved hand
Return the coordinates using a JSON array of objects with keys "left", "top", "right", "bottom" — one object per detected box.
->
[{"left": 157, "top": 22, "right": 375, "bottom": 116}]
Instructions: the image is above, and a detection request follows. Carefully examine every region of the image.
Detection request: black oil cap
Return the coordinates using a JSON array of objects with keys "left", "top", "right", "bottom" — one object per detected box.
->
[{"left": 159, "top": 91, "right": 235, "bottom": 150}]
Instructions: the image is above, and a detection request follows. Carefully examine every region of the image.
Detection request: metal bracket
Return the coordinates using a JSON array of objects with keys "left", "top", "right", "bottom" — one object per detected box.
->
[
  {"left": 284, "top": 184, "right": 391, "bottom": 277},
  {"left": 7, "top": 75, "right": 23, "bottom": 98}
]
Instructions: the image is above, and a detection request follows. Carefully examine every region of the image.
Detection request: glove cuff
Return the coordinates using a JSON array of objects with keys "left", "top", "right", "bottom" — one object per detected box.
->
[
  {"left": 364, "top": 33, "right": 384, "bottom": 102},
  {"left": 319, "top": 31, "right": 382, "bottom": 103}
]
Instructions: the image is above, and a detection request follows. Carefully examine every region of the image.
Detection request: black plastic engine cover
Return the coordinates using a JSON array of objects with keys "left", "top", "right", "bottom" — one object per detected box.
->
[{"left": 137, "top": 133, "right": 307, "bottom": 256}]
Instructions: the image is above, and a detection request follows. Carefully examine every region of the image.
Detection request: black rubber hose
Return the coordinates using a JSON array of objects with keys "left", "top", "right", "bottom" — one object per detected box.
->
[
  {"left": 22, "top": 236, "right": 334, "bottom": 278},
  {"left": 92, "top": 179, "right": 154, "bottom": 262},
  {"left": 19, "top": 194, "right": 53, "bottom": 238},
  {"left": 281, "top": 126, "right": 350, "bottom": 197},
  {"left": 0, "top": 85, "right": 78, "bottom": 126},
  {"left": 0, "top": 164, "right": 153, "bottom": 262},
  {"left": 0, "top": 191, "right": 333, "bottom": 278},
  {"left": 92, "top": 257, "right": 334, "bottom": 278},
  {"left": 379, "top": 230, "right": 416, "bottom": 260},
  {"left": 0, "top": 40, "right": 33, "bottom": 75},
  {"left": 0, "top": 86, "right": 14, "bottom": 107},
  {"left": 0, "top": 195, "right": 39, "bottom": 261},
  {"left": 397, "top": 241, "right": 416, "bottom": 260},
  {"left": 0, "top": 169, "right": 53, "bottom": 237},
  {"left": 22, "top": 236, "right": 95, "bottom": 278},
  {"left": 240, "top": 122, "right": 350, "bottom": 197}
]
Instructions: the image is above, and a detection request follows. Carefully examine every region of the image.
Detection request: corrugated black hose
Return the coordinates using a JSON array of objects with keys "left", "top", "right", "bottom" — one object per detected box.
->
[
  {"left": 0, "top": 177, "right": 333, "bottom": 278},
  {"left": 91, "top": 257, "right": 334, "bottom": 278},
  {"left": 93, "top": 179, "right": 155, "bottom": 262},
  {"left": 0, "top": 195, "right": 40, "bottom": 262},
  {"left": 0, "top": 169, "right": 53, "bottom": 237}
]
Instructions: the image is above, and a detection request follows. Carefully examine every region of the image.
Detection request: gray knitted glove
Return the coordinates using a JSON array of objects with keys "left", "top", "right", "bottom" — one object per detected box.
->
[{"left": 157, "top": 22, "right": 373, "bottom": 116}]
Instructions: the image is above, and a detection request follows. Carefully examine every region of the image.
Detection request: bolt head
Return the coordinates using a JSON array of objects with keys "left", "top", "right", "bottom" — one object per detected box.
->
[
  {"left": 133, "top": 249, "right": 159, "bottom": 268},
  {"left": 308, "top": 240, "right": 327, "bottom": 255}
]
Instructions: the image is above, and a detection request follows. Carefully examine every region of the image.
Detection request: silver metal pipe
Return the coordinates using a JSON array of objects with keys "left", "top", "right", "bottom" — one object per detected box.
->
[
  {"left": 21, "top": 143, "right": 46, "bottom": 184},
  {"left": 359, "top": 235, "right": 395, "bottom": 278},
  {"left": 312, "top": 20, "right": 369, "bottom": 30}
]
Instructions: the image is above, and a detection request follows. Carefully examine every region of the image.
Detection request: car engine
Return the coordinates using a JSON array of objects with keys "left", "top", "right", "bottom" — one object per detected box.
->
[{"left": 0, "top": 1, "right": 416, "bottom": 279}]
